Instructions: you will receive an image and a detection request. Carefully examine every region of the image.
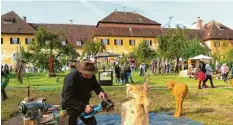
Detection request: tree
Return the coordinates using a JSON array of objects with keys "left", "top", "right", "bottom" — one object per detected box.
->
[
  {"left": 182, "top": 38, "right": 209, "bottom": 59},
  {"left": 134, "top": 40, "right": 157, "bottom": 64},
  {"left": 158, "top": 28, "right": 188, "bottom": 72},
  {"left": 82, "top": 41, "right": 106, "bottom": 58},
  {"left": 219, "top": 47, "right": 233, "bottom": 65},
  {"left": 26, "top": 27, "right": 78, "bottom": 76},
  {"left": 158, "top": 27, "right": 209, "bottom": 72}
]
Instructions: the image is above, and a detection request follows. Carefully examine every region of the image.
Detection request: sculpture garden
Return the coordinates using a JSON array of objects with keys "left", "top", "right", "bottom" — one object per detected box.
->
[{"left": 1, "top": 71, "right": 233, "bottom": 125}]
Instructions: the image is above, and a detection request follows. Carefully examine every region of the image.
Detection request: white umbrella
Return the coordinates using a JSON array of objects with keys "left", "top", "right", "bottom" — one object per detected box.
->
[{"left": 190, "top": 54, "right": 213, "bottom": 60}]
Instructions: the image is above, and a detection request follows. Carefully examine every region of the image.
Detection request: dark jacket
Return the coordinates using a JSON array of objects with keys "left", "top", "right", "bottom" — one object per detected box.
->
[
  {"left": 61, "top": 69, "right": 103, "bottom": 113},
  {"left": 199, "top": 62, "right": 206, "bottom": 73}
]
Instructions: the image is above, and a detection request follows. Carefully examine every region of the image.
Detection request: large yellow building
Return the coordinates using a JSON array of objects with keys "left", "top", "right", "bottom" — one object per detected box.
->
[
  {"left": 1, "top": 11, "right": 233, "bottom": 66},
  {"left": 93, "top": 11, "right": 162, "bottom": 54},
  {"left": 200, "top": 21, "right": 233, "bottom": 53},
  {"left": 1, "top": 11, "right": 35, "bottom": 66}
]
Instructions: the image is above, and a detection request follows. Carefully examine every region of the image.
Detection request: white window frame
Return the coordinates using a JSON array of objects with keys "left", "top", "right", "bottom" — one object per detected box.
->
[
  {"left": 62, "top": 41, "right": 67, "bottom": 46},
  {"left": 77, "top": 41, "right": 82, "bottom": 46},
  {"left": 146, "top": 40, "right": 152, "bottom": 46},
  {"left": 12, "top": 38, "right": 19, "bottom": 44},
  {"left": 129, "top": 40, "right": 135, "bottom": 45},
  {"left": 116, "top": 39, "right": 121, "bottom": 45},
  {"left": 26, "top": 38, "right": 33, "bottom": 44},
  {"left": 102, "top": 39, "right": 108, "bottom": 45}
]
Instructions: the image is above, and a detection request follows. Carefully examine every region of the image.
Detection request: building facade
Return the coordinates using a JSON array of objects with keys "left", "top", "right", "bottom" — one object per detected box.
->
[
  {"left": 93, "top": 11, "right": 162, "bottom": 54},
  {"left": 1, "top": 11, "right": 35, "bottom": 66},
  {"left": 1, "top": 10, "right": 233, "bottom": 67}
]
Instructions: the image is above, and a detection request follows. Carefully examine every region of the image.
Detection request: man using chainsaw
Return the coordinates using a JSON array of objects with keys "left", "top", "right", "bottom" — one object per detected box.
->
[{"left": 62, "top": 60, "right": 108, "bottom": 125}]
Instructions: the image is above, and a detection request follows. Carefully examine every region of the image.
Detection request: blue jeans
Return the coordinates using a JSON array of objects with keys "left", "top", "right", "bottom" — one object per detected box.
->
[
  {"left": 128, "top": 72, "right": 133, "bottom": 83},
  {"left": 124, "top": 73, "right": 129, "bottom": 83}
]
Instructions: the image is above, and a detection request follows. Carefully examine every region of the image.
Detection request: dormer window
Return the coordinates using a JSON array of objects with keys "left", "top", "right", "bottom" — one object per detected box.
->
[
  {"left": 220, "top": 26, "right": 226, "bottom": 30},
  {"left": 129, "top": 26, "right": 132, "bottom": 32},
  {"left": 3, "top": 17, "right": 15, "bottom": 24},
  {"left": 77, "top": 41, "right": 82, "bottom": 46}
]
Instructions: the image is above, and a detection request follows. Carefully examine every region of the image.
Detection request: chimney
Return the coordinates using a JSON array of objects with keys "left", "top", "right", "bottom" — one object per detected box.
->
[
  {"left": 70, "top": 20, "right": 73, "bottom": 24},
  {"left": 196, "top": 17, "right": 204, "bottom": 30},
  {"left": 23, "top": 16, "right": 27, "bottom": 22}
]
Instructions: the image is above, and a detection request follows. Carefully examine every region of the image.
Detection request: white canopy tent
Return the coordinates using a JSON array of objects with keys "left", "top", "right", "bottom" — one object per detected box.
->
[{"left": 190, "top": 54, "right": 213, "bottom": 60}]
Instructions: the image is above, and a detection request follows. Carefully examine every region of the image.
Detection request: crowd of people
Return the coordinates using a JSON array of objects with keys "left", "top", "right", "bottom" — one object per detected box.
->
[
  {"left": 188, "top": 60, "right": 233, "bottom": 89},
  {"left": 1, "top": 63, "right": 13, "bottom": 75},
  {"left": 114, "top": 62, "right": 135, "bottom": 84}
]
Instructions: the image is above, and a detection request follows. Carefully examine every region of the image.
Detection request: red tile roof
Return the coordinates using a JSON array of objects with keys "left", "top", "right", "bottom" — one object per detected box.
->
[
  {"left": 29, "top": 23, "right": 95, "bottom": 47},
  {"left": 201, "top": 21, "right": 233, "bottom": 40},
  {"left": 1, "top": 11, "right": 35, "bottom": 34},
  {"left": 161, "top": 28, "right": 202, "bottom": 40},
  {"left": 95, "top": 26, "right": 162, "bottom": 37},
  {"left": 99, "top": 11, "right": 161, "bottom": 25}
]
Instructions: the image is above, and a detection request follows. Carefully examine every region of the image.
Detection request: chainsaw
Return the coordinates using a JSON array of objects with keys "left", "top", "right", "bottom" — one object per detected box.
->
[{"left": 81, "top": 99, "right": 114, "bottom": 119}]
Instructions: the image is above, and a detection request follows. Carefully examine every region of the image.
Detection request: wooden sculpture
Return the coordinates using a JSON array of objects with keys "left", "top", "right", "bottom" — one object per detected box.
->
[
  {"left": 121, "top": 77, "right": 150, "bottom": 125},
  {"left": 230, "top": 78, "right": 233, "bottom": 87},
  {"left": 166, "top": 81, "right": 188, "bottom": 118}
]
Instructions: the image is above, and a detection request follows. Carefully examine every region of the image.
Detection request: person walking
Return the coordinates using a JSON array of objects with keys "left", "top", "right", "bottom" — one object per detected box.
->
[
  {"left": 1, "top": 70, "right": 9, "bottom": 100},
  {"left": 231, "top": 64, "right": 233, "bottom": 79},
  {"left": 203, "top": 61, "right": 215, "bottom": 88},
  {"left": 197, "top": 61, "right": 206, "bottom": 89},
  {"left": 114, "top": 64, "right": 121, "bottom": 83},
  {"left": 127, "top": 64, "right": 134, "bottom": 83},
  {"left": 120, "top": 69, "right": 125, "bottom": 84},
  {"left": 61, "top": 60, "right": 108, "bottom": 125},
  {"left": 4, "top": 63, "right": 9, "bottom": 74},
  {"left": 123, "top": 66, "right": 129, "bottom": 84},
  {"left": 221, "top": 63, "right": 229, "bottom": 83}
]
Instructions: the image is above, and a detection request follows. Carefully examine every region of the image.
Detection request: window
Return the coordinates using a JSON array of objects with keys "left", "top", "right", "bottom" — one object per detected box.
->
[
  {"left": 223, "top": 41, "right": 228, "bottom": 47},
  {"left": 3, "top": 17, "right": 15, "bottom": 24},
  {"left": 114, "top": 39, "right": 123, "bottom": 45},
  {"left": 61, "top": 40, "right": 67, "bottom": 46},
  {"left": 129, "top": 26, "right": 132, "bottom": 32},
  {"left": 1, "top": 38, "right": 3, "bottom": 44},
  {"left": 77, "top": 41, "right": 82, "bottom": 46},
  {"left": 25, "top": 38, "right": 33, "bottom": 44},
  {"left": 145, "top": 40, "right": 152, "bottom": 46},
  {"left": 10, "top": 38, "right": 20, "bottom": 44},
  {"left": 129, "top": 40, "right": 135, "bottom": 45},
  {"left": 101, "top": 39, "right": 109, "bottom": 45},
  {"left": 214, "top": 41, "right": 220, "bottom": 48}
]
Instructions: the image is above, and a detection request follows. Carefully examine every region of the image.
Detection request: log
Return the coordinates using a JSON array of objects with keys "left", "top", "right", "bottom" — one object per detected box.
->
[{"left": 23, "top": 119, "right": 38, "bottom": 125}]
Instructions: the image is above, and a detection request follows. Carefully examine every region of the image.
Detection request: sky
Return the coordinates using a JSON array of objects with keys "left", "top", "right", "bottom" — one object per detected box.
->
[{"left": 1, "top": 0, "right": 233, "bottom": 29}]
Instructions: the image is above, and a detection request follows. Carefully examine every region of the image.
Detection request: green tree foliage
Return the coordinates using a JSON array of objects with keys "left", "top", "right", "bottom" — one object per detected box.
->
[
  {"left": 134, "top": 40, "right": 156, "bottom": 64},
  {"left": 23, "top": 27, "right": 78, "bottom": 74},
  {"left": 82, "top": 41, "right": 106, "bottom": 58},
  {"left": 158, "top": 28, "right": 188, "bottom": 59},
  {"left": 182, "top": 38, "right": 209, "bottom": 59},
  {"left": 158, "top": 27, "right": 209, "bottom": 72},
  {"left": 220, "top": 47, "right": 233, "bottom": 65}
]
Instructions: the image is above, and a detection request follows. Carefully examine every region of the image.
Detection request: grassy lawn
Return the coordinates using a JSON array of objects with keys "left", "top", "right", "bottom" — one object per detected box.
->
[{"left": 2, "top": 70, "right": 233, "bottom": 125}]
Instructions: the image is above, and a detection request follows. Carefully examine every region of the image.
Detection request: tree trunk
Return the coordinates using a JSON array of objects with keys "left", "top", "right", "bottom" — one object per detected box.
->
[
  {"left": 48, "top": 56, "right": 56, "bottom": 77},
  {"left": 175, "top": 57, "right": 179, "bottom": 73}
]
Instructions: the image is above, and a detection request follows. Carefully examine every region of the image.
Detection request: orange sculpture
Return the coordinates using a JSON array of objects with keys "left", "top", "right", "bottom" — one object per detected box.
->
[
  {"left": 121, "top": 77, "right": 150, "bottom": 125},
  {"left": 230, "top": 78, "right": 233, "bottom": 87},
  {"left": 166, "top": 81, "right": 188, "bottom": 118}
]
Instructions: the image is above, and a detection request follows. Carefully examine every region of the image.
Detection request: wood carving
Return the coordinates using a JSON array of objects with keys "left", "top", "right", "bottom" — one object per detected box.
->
[
  {"left": 121, "top": 77, "right": 150, "bottom": 125},
  {"left": 166, "top": 81, "right": 188, "bottom": 118}
]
